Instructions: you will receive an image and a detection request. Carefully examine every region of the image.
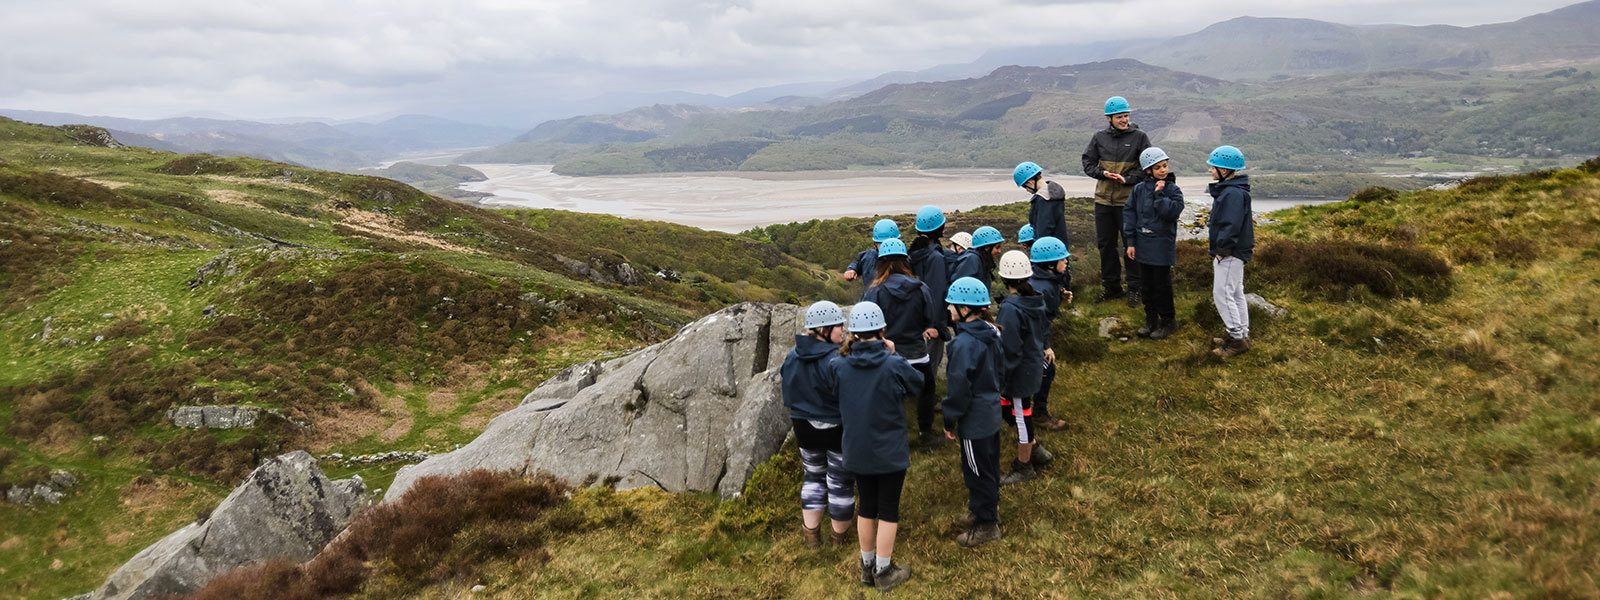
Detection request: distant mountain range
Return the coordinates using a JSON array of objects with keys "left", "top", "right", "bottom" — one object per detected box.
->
[{"left": 0, "top": 110, "right": 519, "bottom": 171}]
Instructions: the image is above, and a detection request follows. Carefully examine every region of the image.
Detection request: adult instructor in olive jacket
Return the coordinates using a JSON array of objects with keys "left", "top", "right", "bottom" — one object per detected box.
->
[{"left": 1081, "top": 95, "right": 1151, "bottom": 305}]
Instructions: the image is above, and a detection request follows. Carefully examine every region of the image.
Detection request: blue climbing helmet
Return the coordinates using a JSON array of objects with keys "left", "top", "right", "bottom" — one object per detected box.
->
[
  {"left": 871, "top": 218, "right": 900, "bottom": 243},
  {"left": 1012, "top": 161, "right": 1043, "bottom": 188},
  {"left": 946, "top": 277, "right": 992, "bottom": 307},
  {"left": 1104, "top": 96, "right": 1131, "bottom": 116},
  {"left": 804, "top": 301, "right": 846, "bottom": 329},
  {"left": 1207, "top": 145, "right": 1247, "bottom": 171},
  {"left": 876, "top": 237, "right": 908, "bottom": 258},
  {"left": 971, "top": 226, "right": 1003, "bottom": 249},
  {"left": 1017, "top": 223, "right": 1035, "bottom": 244},
  {"left": 1030, "top": 236, "right": 1069, "bottom": 263},
  {"left": 847, "top": 301, "right": 886, "bottom": 333},
  {"left": 1139, "top": 147, "right": 1170, "bottom": 171},
  {"left": 914, "top": 205, "right": 946, "bottom": 233}
]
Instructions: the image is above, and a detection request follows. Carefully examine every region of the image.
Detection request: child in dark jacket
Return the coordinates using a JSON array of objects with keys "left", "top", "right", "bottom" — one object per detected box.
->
[
  {"left": 945, "top": 231, "right": 984, "bottom": 284},
  {"left": 864, "top": 237, "right": 949, "bottom": 448},
  {"left": 826, "top": 301, "right": 924, "bottom": 592},
  {"left": 969, "top": 226, "right": 1005, "bottom": 287},
  {"left": 1205, "top": 145, "right": 1255, "bottom": 358},
  {"left": 1122, "top": 147, "right": 1185, "bottom": 340},
  {"left": 843, "top": 218, "right": 900, "bottom": 298},
  {"left": 1012, "top": 161, "right": 1071, "bottom": 246},
  {"left": 941, "top": 277, "right": 1005, "bottom": 547},
  {"left": 995, "top": 250, "right": 1050, "bottom": 484},
  {"left": 781, "top": 301, "right": 854, "bottom": 549},
  {"left": 1024, "top": 236, "right": 1073, "bottom": 436}
]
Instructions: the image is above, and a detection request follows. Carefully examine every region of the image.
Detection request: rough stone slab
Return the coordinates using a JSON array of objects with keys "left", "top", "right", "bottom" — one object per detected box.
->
[
  {"left": 387, "top": 302, "right": 802, "bottom": 502},
  {"left": 89, "top": 451, "right": 370, "bottom": 600}
]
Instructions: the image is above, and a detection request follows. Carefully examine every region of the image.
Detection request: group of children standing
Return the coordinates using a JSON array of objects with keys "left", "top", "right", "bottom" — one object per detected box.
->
[{"left": 782, "top": 96, "right": 1257, "bottom": 592}]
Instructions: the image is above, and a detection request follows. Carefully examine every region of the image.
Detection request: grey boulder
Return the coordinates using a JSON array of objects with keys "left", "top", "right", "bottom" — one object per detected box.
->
[
  {"left": 88, "top": 451, "right": 370, "bottom": 600},
  {"left": 388, "top": 302, "right": 802, "bottom": 502}
]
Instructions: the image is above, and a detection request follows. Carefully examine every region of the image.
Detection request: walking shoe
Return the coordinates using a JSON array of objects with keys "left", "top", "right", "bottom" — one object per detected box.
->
[
  {"left": 860, "top": 560, "right": 875, "bottom": 587},
  {"left": 1039, "top": 416, "right": 1068, "bottom": 432},
  {"left": 1095, "top": 289, "right": 1125, "bottom": 303},
  {"left": 1126, "top": 290, "right": 1143, "bottom": 307},
  {"left": 1000, "top": 460, "right": 1037, "bottom": 486},
  {"left": 1149, "top": 318, "right": 1176, "bottom": 340},
  {"left": 1213, "top": 336, "right": 1250, "bottom": 358},
  {"left": 874, "top": 562, "right": 912, "bottom": 592},
  {"left": 801, "top": 525, "right": 821, "bottom": 549},
  {"left": 831, "top": 527, "right": 852, "bottom": 547},
  {"left": 1032, "top": 443, "right": 1055, "bottom": 468},
  {"left": 1136, "top": 318, "right": 1156, "bottom": 338},
  {"left": 956, "top": 511, "right": 1004, "bottom": 529},
  {"left": 956, "top": 522, "right": 1002, "bottom": 547},
  {"left": 1211, "top": 335, "right": 1227, "bottom": 348},
  {"left": 917, "top": 432, "right": 952, "bottom": 451}
]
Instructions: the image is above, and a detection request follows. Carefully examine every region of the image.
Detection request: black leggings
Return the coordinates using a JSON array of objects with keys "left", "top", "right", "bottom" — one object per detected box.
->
[
  {"left": 854, "top": 470, "right": 907, "bottom": 523},
  {"left": 911, "top": 359, "right": 937, "bottom": 436}
]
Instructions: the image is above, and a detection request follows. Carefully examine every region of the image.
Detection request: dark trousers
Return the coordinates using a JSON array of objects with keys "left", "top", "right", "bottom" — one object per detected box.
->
[
  {"left": 1139, "top": 262, "right": 1175, "bottom": 322},
  {"left": 1032, "top": 360, "right": 1057, "bottom": 421},
  {"left": 959, "top": 434, "right": 1001, "bottom": 525},
  {"left": 912, "top": 359, "right": 938, "bottom": 435},
  {"left": 1094, "top": 204, "right": 1140, "bottom": 292}
]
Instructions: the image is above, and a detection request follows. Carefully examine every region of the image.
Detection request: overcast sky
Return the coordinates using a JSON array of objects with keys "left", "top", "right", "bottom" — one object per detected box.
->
[{"left": 0, "top": 0, "right": 1582, "bottom": 126}]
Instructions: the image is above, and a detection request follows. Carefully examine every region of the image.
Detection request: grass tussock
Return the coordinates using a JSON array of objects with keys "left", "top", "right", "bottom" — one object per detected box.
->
[{"left": 1254, "top": 238, "right": 1454, "bottom": 301}]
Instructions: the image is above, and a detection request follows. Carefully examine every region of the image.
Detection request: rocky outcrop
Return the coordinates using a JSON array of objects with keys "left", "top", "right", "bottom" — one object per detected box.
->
[
  {"left": 165, "top": 405, "right": 272, "bottom": 429},
  {"left": 387, "top": 302, "right": 801, "bottom": 501},
  {"left": 87, "top": 451, "right": 370, "bottom": 600},
  {"left": 4, "top": 470, "right": 77, "bottom": 505}
]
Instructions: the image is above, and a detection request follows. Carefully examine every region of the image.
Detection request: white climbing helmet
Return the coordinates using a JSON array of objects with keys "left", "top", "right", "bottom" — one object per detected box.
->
[
  {"left": 804, "top": 300, "right": 846, "bottom": 329},
  {"left": 998, "top": 250, "right": 1033, "bottom": 280},
  {"left": 950, "top": 231, "right": 974, "bottom": 250},
  {"left": 847, "top": 301, "right": 886, "bottom": 333}
]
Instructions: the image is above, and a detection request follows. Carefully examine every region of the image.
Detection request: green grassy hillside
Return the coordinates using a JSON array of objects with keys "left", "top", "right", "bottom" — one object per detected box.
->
[
  {"left": 0, "top": 117, "right": 851, "bottom": 599},
  {"left": 190, "top": 160, "right": 1599, "bottom": 599}
]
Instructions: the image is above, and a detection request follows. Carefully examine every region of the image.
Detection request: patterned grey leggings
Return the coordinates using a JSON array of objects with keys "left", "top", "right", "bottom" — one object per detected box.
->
[{"left": 794, "top": 419, "right": 855, "bottom": 521}]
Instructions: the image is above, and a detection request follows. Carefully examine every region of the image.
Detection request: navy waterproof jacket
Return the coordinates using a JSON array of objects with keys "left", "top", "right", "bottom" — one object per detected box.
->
[
  {"left": 1028, "top": 265, "right": 1067, "bottom": 321},
  {"left": 908, "top": 239, "right": 952, "bottom": 318},
  {"left": 996, "top": 293, "right": 1047, "bottom": 400},
  {"left": 943, "top": 320, "right": 1004, "bottom": 440},
  {"left": 825, "top": 340, "right": 923, "bottom": 475},
  {"left": 1122, "top": 173, "right": 1185, "bottom": 267},
  {"left": 1029, "top": 180, "right": 1071, "bottom": 247},
  {"left": 780, "top": 335, "right": 842, "bottom": 424},
  {"left": 1208, "top": 175, "right": 1255, "bottom": 262},
  {"left": 863, "top": 273, "right": 939, "bottom": 360},
  {"left": 845, "top": 247, "right": 878, "bottom": 298},
  {"left": 945, "top": 250, "right": 983, "bottom": 285}
]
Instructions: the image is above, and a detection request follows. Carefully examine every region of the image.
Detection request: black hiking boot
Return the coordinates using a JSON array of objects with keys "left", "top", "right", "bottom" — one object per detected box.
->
[
  {"left": 860, "top": 559, "right": 876, "bottom": 587},
  {"left": 1127, "top": 289, "right": 1143, "bottom": 307},
  {"left": 1032, "top": 443, "right": 1055, "bottom": 468},
  {"left": 1149, "top": 317, "right": 1176, "bottom": 340},
  {"left": 956, "top": 522, "right": 1002, "bottom": 548},
  {"left": 1096, "top": 288, "right": 1125, "bottom": 303},
  {"left": 917, "top": 432, "right": 951, "bottom": 451},
  {"left": 1136, "top": 317, "right": 1156, "bottom": 338},
  {"left": 874, "top": 561, "right": 912, "bottom": 592},
  {"left": 1000, "top": 460, "right": 1037, "bottom": 486}
]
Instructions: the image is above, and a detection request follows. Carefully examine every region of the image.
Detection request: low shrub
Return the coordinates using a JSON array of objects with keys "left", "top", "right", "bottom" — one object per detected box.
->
[
  {"left": 181, "top": 470, "right": 573, "bottom": 600},
  {"left": 1253, "top": 239, "right": 1453, "bottom": 302},
  {"left": 0, "top": 169, "right": 129, "bottom": 208}
]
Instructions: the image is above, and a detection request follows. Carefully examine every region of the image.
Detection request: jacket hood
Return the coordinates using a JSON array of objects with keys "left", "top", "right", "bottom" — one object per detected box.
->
[
  {"left": 1210, "top": 174, "right": 1251, "bottom": 195},
  {"left": 844, "top": 340, "right": 890, "bottom": 367},
  {"left": 955, "top": 319, "right": 1001, "bottom": 344},
  {"left": 1043, "top": 180, "right": 1066, "bottom": 201},
  {"left": 793, "top": 335, "right": 839, "bottom": 362},
  {"left": 1101, "top": 123, "right": 1142, "bottom": 136},
  {"left": 1031, "top": 264, "right": 1064, "bottom": 282},
  {"left": 876, "top": 272, "right": 924, "bottom": 301},
  {"left": 1004, "top": 293, "right": 1048, "bottom": 316}
]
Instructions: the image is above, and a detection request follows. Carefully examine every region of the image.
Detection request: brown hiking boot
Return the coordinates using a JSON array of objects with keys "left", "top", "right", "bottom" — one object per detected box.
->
[
  {"left": 830, "top": 527, "right": 851, "bottom": 547},
  {"left": 956, "top": 512, "right": 1002, "bottom": 529},
  {"left": 1213, "top": 336, "right": 1250, "bottom": 358},
  {"left": 801, "top": 525, "right": 821, "bottom": 549},
  {"left": 874, "top": 562, "right": 912, "bottom": 592},
  {"left": 956, "top": 522, "right": 1002, "bottom": 547}
]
